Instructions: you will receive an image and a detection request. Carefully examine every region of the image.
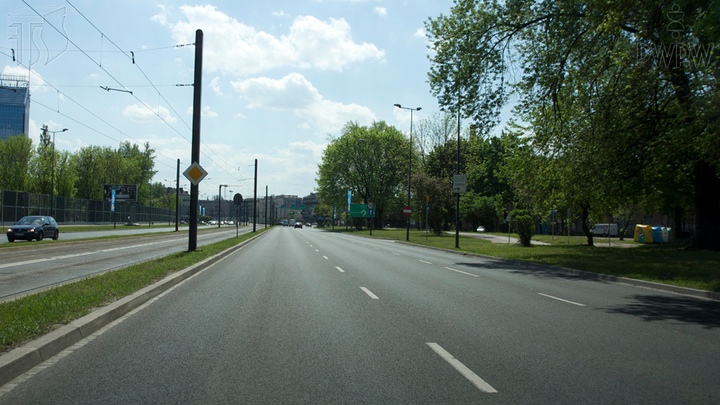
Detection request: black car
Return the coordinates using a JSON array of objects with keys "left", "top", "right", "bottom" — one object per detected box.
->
[
  {"left": 6, "top": 216, "right": 60, "bottom": 242},
  {"left": 294, "top": 222, "right": 303, "bottom": 229}
]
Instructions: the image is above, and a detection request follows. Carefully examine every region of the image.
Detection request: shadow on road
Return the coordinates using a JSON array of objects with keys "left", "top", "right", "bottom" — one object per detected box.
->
[
  {"left": 459, "top": 260, "right": 615, "bottom": 284},
  {"left": 603, "top": 295, "right": 720, "bottom": 329}
]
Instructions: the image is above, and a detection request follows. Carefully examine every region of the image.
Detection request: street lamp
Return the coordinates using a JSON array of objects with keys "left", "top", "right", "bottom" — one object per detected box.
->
[
  {"left": 218, "top": 184, "right": 228, "bottom": 227},
  {"left": 359, "top": 139, "right": 375, "bottom": 236},
  {"left": 394, "top": 104, "right": 421, "bottom": 241},
  {"left": 49, "top": 128, "right": 68, "bottom": 217}
]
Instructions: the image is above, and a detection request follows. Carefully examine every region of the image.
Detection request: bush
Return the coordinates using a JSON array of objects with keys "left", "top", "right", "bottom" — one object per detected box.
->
[{"left": 512, "top": 209, "right": 535, "bottom": 247}]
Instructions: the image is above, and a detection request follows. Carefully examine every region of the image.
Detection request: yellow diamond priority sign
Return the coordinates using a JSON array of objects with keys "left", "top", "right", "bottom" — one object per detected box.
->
[{"left": 183, "top": 162, "right": 208, "bottom": 186}]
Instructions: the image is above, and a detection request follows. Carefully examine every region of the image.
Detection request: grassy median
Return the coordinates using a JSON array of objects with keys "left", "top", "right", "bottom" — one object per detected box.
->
[
  {"left": 0, "top": 227, "right": 269, "bottom": 354},
  {"left": 333, "top": 228, "right": 720, "bottom": 293}
]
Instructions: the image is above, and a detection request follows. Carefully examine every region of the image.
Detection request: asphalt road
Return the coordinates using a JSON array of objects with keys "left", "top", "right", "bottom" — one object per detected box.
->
[
  {"left": 0, "top": 226, "right": 255, "bottom": 301},
  {"left": 2, "top": 227, "right": 719, "bottom": 404},
  {"left": 0, "top": 224, "right": 241, "bottom": 244}
]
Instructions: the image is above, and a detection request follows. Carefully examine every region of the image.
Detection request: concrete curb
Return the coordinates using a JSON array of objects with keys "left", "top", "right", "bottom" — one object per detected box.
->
[
  {"left": 394, "top": 241, "right": 720, "bottom": 302},
  {"left": 0, "top": 230, "right": 269, "bottom": 387}
]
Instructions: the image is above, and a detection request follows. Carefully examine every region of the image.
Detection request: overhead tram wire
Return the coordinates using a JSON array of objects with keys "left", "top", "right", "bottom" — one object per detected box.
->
[
  {"left": 3, "top": 58, "right": 178, "bottom": 171},
  {"left": 22, "top": 1, "right": 244, "bottom": 184},
  {"left": 22, "top": 2, "right": 245, "bottom": 185},
  {"left": 63, "top": 0, "right": 246, "bottom": 185}
]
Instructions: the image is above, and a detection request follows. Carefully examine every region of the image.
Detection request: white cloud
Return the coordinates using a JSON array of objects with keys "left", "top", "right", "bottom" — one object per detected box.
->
[
  {"left": 272, "top": 11, "right": 287, "bottom": 17},
  {"left": 124, "top": 104, "right": 177, "bottom": 123},
  {"left": 210, "top": 77, "right": 223, "bottom": 96},
  {"left": 298, "top": 123, "right": 310, "bottom": 129},
  {"left": 234, "top": 113, "right": 248, "bottom": 119},
  {"left": 373, "top": 7, "right": 387, "bottom": 17},
  {"left": 231, "top": 73, "right": 375, "bottom": 133},
  {"left": 414, "top": 28, "right": 426, "bottom": 38},
  {"left": 154, "top": 5, "right": 385, "bottom": 75}
]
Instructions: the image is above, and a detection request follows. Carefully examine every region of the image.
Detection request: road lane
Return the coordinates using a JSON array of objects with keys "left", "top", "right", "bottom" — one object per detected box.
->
[
  {"left": 3, "top": 226, "right": 719, "bottom": 403},
  {"left": 0, "top": 227, "right": 254, "bottom": 301}
]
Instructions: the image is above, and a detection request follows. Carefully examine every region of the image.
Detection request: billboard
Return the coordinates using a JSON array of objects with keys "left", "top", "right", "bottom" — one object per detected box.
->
[{"left": 104, "top": 184, "right": 137, "bottom": 203}]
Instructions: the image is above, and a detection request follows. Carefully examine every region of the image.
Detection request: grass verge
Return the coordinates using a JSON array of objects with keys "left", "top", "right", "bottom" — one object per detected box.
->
[
  {"left": 331, "top": 228, "right": 720, "bottom": 293},
  {"left": 0, "top": 227, "right": 269, "bottom": 354}
]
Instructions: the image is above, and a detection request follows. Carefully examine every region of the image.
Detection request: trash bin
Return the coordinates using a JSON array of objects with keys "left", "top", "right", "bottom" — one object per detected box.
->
[
  {"left": 652, "top": 227, "right": 663, "bottom": 243},
  {"left": 634, "top": 225, "right": 654, "bottom": 243},
  {"left": 662, "top": 227, "right": 669, "bottom": 243}
]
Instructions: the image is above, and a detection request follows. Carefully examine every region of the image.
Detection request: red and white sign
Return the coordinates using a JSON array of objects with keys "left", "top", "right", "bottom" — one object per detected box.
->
[{"left": 403, "top": 206, "right": 412, "bottom": 216}]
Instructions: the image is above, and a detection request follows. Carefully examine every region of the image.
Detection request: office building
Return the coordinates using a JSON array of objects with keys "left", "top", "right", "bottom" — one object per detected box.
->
[{"left": 0, "top": 74, "right": 30, "bottom": 140}]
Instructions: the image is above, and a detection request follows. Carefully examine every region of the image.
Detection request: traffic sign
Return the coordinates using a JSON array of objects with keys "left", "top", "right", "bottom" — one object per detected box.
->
[
  {"left": 403, "top": 206, "right": 412, "bottom": 216},
  {"left": 453, "top": 174, "right": 467, "bottom": 193},
  {"left": 368, "top": 202, "right": 374, "bottom": 210},
  {"left": 183, "top": 162, "right": 208, "bottom": 186},
  {"left": 233, "top": 193, "right": 243, "bottom": 205},
  {"left": 349, "top": 203, "right": 374, "bottom": 218}
]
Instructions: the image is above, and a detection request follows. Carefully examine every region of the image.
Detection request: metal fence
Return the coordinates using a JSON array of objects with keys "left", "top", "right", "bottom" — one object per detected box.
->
[{"left": 1, "top": 189, "right": 176, "bottom": 225}]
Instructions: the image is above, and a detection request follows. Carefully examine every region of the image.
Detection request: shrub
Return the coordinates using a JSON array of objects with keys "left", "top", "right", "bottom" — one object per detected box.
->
[{"left": 512, "top": 209, "right": 535, "bottom": 247}]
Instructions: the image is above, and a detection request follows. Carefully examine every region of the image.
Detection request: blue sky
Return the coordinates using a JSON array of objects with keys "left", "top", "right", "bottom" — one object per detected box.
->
[{"left": 3, "top": 0, "right": 488, "bottom": 200}]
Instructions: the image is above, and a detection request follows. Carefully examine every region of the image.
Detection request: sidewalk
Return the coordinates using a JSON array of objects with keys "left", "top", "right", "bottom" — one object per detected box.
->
[{"left": 454, "top": 232, "right": 551, "bottom": 245}]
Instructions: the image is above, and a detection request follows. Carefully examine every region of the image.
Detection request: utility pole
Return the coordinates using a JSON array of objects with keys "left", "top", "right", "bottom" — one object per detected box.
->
[
  {"left": 253, "top": 159, "right": 258, "bottom": 232},
  {"left": 188, "top": 29, "right": 203, "bottom": 252},
  {"left": 175, "top": 159, "right": 180, "bottom": 232}
]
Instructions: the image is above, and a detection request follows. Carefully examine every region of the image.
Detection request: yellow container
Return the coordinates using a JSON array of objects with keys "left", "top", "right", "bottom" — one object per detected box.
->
[{"left": 633, "top": 225, "right": 654, "bottom": 243}]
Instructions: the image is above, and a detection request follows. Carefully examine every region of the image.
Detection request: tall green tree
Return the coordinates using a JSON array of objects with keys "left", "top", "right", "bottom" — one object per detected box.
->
[
  {"left": 0, "top": 134, "right": 33, "bottom": 191},
  {"left": 317, "top": 121, "right": 411, "bottom": 229},
  {"left": 426, "top": 0, "right": 720, "bottom": 249}
]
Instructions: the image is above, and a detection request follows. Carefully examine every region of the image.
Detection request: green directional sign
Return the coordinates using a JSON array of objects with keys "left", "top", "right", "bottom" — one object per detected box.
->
[{"left": 349, "top": 203, "right": 375, "bottom": 218}]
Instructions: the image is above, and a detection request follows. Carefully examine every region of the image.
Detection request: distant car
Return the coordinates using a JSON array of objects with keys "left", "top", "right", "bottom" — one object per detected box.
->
[
  {"left": 476, "top": 226, "right": 485, "bottom": 232},
  {"left": 306, "top": 223, "right": 312, "bottom": 227},
  {"left": 7, "top": 216, "right": 60, "bottom": 242},
  {"left": 294, "top": 222, "right": 303, "bottom": 229}
]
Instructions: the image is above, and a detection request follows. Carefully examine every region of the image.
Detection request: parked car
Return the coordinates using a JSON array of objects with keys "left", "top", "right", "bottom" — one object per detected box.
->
[
  {"left": 294, "top": 222, "right": 303, "bottom": 229},
  {"left": 6, "top": 216, "right": 60, "bottom": 242},
  {"left": 476, "top": 226, "right": 486, "bottom": 232},
  {"left": 590, "top": 223, "right": 618, "bottom": 237}
]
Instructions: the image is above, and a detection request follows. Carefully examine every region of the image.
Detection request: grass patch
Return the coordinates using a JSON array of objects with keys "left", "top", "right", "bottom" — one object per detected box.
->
[
  {"left": 0, "top": 227, "right": 269, "bottom": 353},
  {"left": 331, "top": 228, "right": 720, "bottom": 293}
]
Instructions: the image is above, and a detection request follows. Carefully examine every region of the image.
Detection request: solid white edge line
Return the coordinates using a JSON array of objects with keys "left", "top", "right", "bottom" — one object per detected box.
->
[
  {"left": 419, "top": 260, "right": 432, "bottom": 264},
  {"left": 335, "top": 266, "right": 345, "bottom": 273},
  {"left": 323, "top": 255, "right": 329, "bottom": 260},
  {"left": 426, "top": 343, "right": 498, "bottom": 394},
  {"left": 444, "top": 267, "right": 479, "bottom": 278},
  {"left": 360, "top": 287, "right": 379, "bottom": 299},
  {"left": 538, "top": 293, "right": 586, "bottom": 307}
]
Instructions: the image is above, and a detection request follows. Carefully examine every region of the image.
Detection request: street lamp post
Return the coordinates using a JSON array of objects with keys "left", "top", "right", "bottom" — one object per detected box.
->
[
  {"left": 218, "top": 184, "right": 228, "bottom": 228},
  {"left": 394, "top": 104, "right": 421, "bottom": 241},
  {"left": 48, "top": 128, "right": 68, "bottom": 217},
  {"left": 359, "top": 139, "right": 375, "bottom": 236}
]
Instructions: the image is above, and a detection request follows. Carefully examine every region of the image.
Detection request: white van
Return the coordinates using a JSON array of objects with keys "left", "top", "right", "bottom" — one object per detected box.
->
[{"left": 590, "top": 223, "right": 618, "bottom": 236}]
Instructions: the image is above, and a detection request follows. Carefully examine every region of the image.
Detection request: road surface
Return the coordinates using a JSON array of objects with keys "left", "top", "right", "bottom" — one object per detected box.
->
[{"left": 2, "top": 226, "right": 718, "bottom": 403}]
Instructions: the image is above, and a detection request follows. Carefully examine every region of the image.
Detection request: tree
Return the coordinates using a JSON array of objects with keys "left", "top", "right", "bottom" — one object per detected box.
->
[
  {"left": 316, "top": 121, "right": 411, "bottom": 229},
  {"left": 410, "top": 172, "right": 453, "bottom": 234},
  {"left": 426, "top": 0, "right": 720, "bottom": 249},
  {"left": 28, "top": 125, "right": 54, "bottom": 195},
  {"left": 0, "top": 134, "right": 33, "bottom": 191}
]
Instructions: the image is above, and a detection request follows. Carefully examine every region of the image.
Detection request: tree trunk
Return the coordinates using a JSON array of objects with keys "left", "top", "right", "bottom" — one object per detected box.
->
[
  {"left": 691, "top": 161, "right": 720, "bottom": 250},
  {"left": 581, "top": 205, "right": 594, "bottom": 246},
  {"left": 672, "top": 206, "right": 683, "bottom": 243}
]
